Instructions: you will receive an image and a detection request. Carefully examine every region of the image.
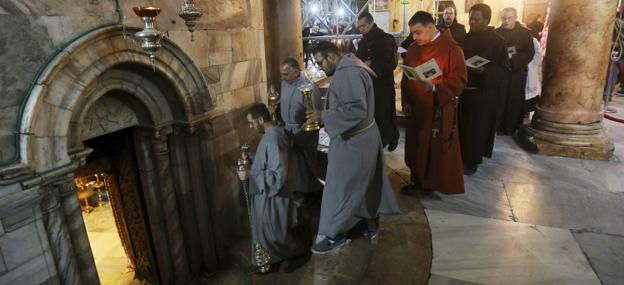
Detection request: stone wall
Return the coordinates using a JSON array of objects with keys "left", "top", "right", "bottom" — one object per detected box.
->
[{"left": 0, "top": 0, "right": 268, "bottom": 283}]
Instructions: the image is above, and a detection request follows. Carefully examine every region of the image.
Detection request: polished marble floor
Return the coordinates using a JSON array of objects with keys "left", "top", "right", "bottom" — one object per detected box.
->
[
  {"left": 385, "top": 95, "right": 624, "bottom": 285},
  {"left": 82, "top": 204, "right": 137, "bottom": 285}
]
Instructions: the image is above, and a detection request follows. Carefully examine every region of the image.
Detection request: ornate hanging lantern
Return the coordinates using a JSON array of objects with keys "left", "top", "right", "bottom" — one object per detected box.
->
[
  {"left": 178, "top": 0, "right": 203, "bottom": 41},
  {"left": 132, "top": 6, "right": 164, "bottom": 69}
]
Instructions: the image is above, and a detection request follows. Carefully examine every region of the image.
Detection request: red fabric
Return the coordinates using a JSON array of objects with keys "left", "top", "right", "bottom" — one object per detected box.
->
[{"left": 401, "top": 30, "right": 467, "bottom": 194}]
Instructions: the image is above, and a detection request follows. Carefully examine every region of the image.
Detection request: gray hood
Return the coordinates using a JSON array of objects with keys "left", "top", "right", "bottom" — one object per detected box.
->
[{"left": 336, "top": 53, "right": 378, "bottom": 78}]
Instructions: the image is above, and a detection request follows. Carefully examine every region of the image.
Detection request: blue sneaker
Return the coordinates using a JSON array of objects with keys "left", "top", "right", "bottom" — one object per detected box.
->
[
  {"left": 352, "top": 219, "right": 378, "bottom": 240},
  {"left": 311, "top": 234, "right": 348, "bottom": 254}
]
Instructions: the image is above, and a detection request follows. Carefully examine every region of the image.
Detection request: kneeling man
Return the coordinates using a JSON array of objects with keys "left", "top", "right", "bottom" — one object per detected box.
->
[{"left": 241, "top": 103, "right": 303, "bottom": 271}]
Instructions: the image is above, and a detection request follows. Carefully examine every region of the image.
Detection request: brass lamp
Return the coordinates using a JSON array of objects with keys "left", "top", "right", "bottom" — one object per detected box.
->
[{"left": 178, "top": 0, "right": 203, "bottom": 41}]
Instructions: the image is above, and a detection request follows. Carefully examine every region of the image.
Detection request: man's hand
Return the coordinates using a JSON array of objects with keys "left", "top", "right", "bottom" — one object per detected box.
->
[
  {"left": 306, "top": 109, "right": 321, "bottom": 122},
  {"left": 402, "top": 104, "right": 412, "bottom": 117},
  {"left": 365, "top": 60, "right": 372, "bottom": 66},
  {"left": 416, "top": 77, "right": 434, "bottom": 92}
]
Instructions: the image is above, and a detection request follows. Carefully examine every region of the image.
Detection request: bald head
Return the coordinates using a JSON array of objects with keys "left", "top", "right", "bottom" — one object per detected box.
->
[{"left": 501, "top": 7, "right": 517, "bottom": 30}]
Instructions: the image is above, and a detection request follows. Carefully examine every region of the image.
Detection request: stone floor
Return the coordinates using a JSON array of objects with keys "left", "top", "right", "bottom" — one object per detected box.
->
[
  {"left": 383, "top": 94, "right": 624, "bottom": 285},
  {"left": 82, "top": 204, "right": 137, "bottom": 285},
  {"left": 202, "top": 171, "right": 433, "bottom": 284},
  {"left": 204, "top": 95, "right": 624, "bottom": 284}
]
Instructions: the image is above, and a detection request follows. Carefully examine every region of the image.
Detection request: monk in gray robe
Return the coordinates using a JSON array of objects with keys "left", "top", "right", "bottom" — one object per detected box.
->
[
  {"left": 307, "top": 42, "right": 400, "bottom": 254},
  {"left": 279, "top": 58, "right": 323, "bottom": 193},
  {"left": 240, "top": 103, "right": 303, "bottom": 270}
]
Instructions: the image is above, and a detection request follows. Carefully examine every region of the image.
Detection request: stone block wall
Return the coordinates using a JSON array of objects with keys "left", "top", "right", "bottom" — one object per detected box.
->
[{"left": 0, "top": 0, "right": 269, "bottom": 283}]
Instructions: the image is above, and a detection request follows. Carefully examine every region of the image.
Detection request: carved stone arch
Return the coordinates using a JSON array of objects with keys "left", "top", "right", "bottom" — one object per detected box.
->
[
  {"left": 19, "top": 25, "right": 212, "bottom": 173},
  {"left": 68, "top": 67, "right": 177, "bottom": 151}
]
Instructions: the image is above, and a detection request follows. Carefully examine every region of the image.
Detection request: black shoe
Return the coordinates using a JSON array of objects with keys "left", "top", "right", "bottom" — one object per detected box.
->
[
  {"left": 464, "top": 164, "right": 478, "bottom": 175},
  {"left": 388, "top": 139, "right": 399, "bottom": 152}
]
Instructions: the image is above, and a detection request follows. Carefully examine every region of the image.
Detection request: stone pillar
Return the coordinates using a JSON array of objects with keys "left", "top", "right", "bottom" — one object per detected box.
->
[
  {"left": 520, "top": 0, "right": 616, "bottom": 160},
  {"left": 186, "top": 124, "right": 219, "bottom": 272},
  {"left": 53, "top": 177, "right": 100, "bottom": 284},
  {"left": 39, "top": 184, "right": 83, "bottom": 285},
  {"left": 150, "top": 127, "right": 191, "bottom": 284},
  {"left": 133, "top": 129, "right": 175, "bottom": 284},
  {"left": 168, "top": 126, "right": 202, "bottom": 276},
  {"left": 263, "top": 0, "right": 304, "bottom": 88}
]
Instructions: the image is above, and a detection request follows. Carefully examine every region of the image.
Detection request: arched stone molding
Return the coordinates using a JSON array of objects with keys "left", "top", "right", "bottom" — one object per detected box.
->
[
  {"left": 68, "top": 67, "right": 176, "bottom": 151},
  {"left": 12, "top": 25, "right": 212, "bottom": 174}
]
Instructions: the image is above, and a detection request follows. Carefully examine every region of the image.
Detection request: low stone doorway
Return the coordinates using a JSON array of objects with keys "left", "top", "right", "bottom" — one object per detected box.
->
[{"left": 75, "top": 129, "right": 159, "bottom": 284}]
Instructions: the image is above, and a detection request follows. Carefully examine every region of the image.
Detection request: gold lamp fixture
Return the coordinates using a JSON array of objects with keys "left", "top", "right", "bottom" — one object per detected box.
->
[{"left": 178, "top": 0, "right": 203, "bottom": 41}]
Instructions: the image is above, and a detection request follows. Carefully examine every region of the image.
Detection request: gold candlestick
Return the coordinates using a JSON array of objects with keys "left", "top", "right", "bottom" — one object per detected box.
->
[
  {"left": 298, "top": 82, "right": 320, "bottom": 131},
  {"left": 267, "top": 85, "right": 279, "bottom": 124}
]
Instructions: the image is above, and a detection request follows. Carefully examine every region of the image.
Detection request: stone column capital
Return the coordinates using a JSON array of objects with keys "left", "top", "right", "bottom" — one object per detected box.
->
[
  {"left": 38, "top": 185, "right": 61, "bottom": 213},
  {"left": 151, "top": 126, "right": 173, "bottom": 154}
]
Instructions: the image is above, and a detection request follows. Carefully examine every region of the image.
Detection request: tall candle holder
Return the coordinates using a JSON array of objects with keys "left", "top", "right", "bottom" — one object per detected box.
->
[{"left": 298, "top": 81, "right": 320, "bottom": 131}]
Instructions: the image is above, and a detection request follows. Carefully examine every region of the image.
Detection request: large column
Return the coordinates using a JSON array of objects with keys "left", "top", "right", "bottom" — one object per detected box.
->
[
  {"left": 520, "top": 0, "right": 616, "bottom": 160},
  {"left": 263, "top": 0, "right": 304, "bottom": 88}
]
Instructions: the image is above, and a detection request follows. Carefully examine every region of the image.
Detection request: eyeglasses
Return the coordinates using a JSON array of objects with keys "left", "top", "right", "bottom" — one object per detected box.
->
[{"left": 316, "top": 57, "right": 327, "bottom": 66}]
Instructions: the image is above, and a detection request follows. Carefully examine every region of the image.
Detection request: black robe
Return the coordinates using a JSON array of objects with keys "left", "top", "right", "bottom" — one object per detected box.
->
[
  {"left": 496, "top": 23, "right": 535, "bottom": 135},
  {"left": 459, "top": 27, "right": 509, "bottom": 170},
  {"left": 356, "top": 24, "right": 399, "bottom": 146},
  {"left": 437, "top": 19, "right": 467, "bottom": 44}
]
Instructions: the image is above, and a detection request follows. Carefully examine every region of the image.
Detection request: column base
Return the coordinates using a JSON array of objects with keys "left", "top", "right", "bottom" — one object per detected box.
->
[{"left": 518, "top": 118, "right": 614, "bottom": 160}]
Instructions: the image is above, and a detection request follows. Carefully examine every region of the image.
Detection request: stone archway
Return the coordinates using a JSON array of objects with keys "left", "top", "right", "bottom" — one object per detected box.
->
[{"left": 11, "top": 26, "right": 219, "bottom": 285}]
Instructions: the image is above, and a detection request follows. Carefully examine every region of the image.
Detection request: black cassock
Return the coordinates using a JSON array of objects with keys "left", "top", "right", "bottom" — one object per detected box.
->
[
  {"left": 437, "top": 19, "right": 467, "bottom": 44},
  {"left": 496, "top": 23, "right": 535, "bottom": 135},
  {"left": 356, "top": 24, "right": 399, "bottom": 147},
  {"left": 459, "top": 27, "right": 509, "bottom": 171}
]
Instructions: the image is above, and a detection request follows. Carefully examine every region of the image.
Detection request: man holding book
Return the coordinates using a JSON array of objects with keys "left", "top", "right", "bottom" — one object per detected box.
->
[
  {"left": 496, "top": 7, "right": 535, "bottom": 135},
  {"left": 400, "top": 11, "right": 467, "bottom": 195},
  {"left": 459, "top": 4, "right": 509, "bottom": 175}
]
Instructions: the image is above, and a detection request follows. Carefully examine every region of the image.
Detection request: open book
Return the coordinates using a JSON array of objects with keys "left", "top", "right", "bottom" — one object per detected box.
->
[
  {"left": 465, "top": 55, "right": 491, "bottom": 69},
  {"left": 399, "top": 58, "right": 442, "bottom": 81}
]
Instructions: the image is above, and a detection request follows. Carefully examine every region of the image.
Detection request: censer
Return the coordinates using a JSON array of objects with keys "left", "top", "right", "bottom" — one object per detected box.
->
[{"left": 236, "top": 146, "right": 272, "bottom": 273}]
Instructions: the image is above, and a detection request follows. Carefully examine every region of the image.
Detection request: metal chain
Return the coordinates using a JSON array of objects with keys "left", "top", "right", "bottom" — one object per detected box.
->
[{"left": 239, "top": 178, "right": 257, "bottom": 266}]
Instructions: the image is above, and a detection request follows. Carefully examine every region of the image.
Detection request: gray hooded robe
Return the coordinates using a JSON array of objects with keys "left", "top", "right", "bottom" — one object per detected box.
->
[
  {"left": 280, "top": 76, "right": 323, "bottom": 193},
  {"left": 318, "top": 54, "right": 401, "bottom": 237},
  {"left": 249, "top": 127, "right": 301, "bottom": 262}
]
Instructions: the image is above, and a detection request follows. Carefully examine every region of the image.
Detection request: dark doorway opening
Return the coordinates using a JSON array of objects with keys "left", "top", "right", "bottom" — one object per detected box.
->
[{"left": 75, "top": 128, "right": 160, "bottom": 285}]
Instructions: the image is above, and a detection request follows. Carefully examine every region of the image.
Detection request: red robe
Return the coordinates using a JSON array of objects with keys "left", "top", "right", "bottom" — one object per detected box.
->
[{"left": 401, "top": 30, "right": 467, "bottom": 194}]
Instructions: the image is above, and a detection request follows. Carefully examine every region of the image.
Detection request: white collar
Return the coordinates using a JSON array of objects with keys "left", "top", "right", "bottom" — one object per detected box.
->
[{"left": 431, "top": 30, "right": 441, "bottom": 42}]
